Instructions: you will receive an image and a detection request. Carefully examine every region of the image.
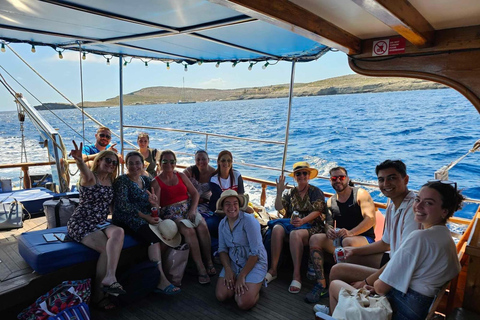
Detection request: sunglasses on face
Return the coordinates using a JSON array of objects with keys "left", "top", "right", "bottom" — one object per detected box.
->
[
  {"left": 220, "top": 159, "right": 232, "bottom": 163},
  {"left": 161, "top": 159, "right": 176, "bottom": 164},
  {"left": 330, "top": 175, "right": 346, "bottom": 182},
  {"left": 99, "top": 133, "right": 111, "bottom": 139},
  {"left": 295, "top": 171, "right": 309, "bottom": 177},
  {"left": 428, "top": 179, "right": 458, "bottom": 192},
  {"left": 103, "top": 158, "right": 118, "bottom": 166}
]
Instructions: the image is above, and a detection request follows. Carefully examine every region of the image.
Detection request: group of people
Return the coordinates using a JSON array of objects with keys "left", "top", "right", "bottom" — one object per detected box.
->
[{"left": 66, "top": 127, "right": 463, "bottom": 318}]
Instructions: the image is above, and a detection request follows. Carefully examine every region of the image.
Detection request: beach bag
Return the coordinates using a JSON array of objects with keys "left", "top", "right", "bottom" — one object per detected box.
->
[
  {"left": 0, "top": 199, "right": 24, "bottom": 230},
  {"left": 251, "top": 203, "right": 271, "bottom": 228},
  {"left": 114, "top": 260, "right": 160, "bottom": 305},
  {"left": 332, "top": 287, "right": 392, "bottom": 320},
  {"left": 17, "top": 278, "right": 91, "bottom": 320},
  {"left": 163, "top": 243, "right": 190, "bottom": 286},
  {"left": 44, "top": 198, "right": 79, "bottom": 228}
]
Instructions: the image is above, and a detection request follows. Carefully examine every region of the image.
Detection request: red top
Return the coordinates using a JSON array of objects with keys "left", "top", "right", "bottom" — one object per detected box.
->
[{"left": 155, "top": 172, "right": 188, "bottom": 207}]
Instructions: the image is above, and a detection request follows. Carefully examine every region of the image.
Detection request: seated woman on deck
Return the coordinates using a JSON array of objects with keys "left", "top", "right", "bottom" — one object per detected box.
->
[
  {"left": 67, "top": 142, "right": 125, "bottom": 310},
  {"left": 151, "top": 150, "right": 216, "bottom": 284},
  {"left": 183, "top": 150, "right": 217, "bottom": 235},
  {"left": 315, "top": 180, "right": 463, "bottom": 320},
  {"left": 215, "top": 190, "right": 267, "bottom": 310},
  {"left": 136, "top": 132, "right": 160, "bottom": 178},
  {"left": 112, "top": 151, "right": 181, "bottom": 295},
  {"left": 266, "top": 161, "right": 327, "bottom": 294}
]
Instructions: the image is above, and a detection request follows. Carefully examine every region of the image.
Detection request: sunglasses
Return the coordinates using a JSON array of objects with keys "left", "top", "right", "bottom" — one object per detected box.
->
[
  {"left": 103, "top": 158, "right": 118, "bottom": 166},
  {"left": 99, "top": 133, "right": 111, "bottom": 139},
  {"left": 220, "top": 159, "right": 232, "bottom": 163},
  {"left": 428, "top": 179, "right": 457, "bottom": 192},
  {"left": 161, "top": 159, "right": 176, "bottom": 164},
  {"left": 330, "top": 175, "right": 346, "bottom": 182},
  {"left": 295, "top": 171, "right": 309, "bottom": 177}
]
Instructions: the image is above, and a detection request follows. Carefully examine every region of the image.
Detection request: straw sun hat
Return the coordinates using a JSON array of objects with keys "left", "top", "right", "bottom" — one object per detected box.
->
[
  {"left": 149, "top": 219, "right": 182, "bottom": 248},
  {"left": 215, "top": 189, "right": 249, "bottom": 214},
  {"left": 288, "top": 161, "right": 319, "bottom": 179}
]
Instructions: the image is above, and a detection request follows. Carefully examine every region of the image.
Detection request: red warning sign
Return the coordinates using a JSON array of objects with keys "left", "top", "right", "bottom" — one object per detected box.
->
[{"left": 372, "top": 38, "right": 406, "bottom": 56}]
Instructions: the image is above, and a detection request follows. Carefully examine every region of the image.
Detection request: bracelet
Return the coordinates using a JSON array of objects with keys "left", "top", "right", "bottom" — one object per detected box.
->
[{"left": 364, "top": 278, "right": 370, "bottom": 286}]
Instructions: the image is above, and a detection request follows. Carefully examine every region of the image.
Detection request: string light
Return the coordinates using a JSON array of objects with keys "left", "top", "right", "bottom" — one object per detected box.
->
[
  {"left": 31, "top": 45, "right": 36, "bottom": 53},
  {"left": 215, "top": 61, "right": 220, "bottom": 68},
  {"left": 144, "top": 61, "right": 148, "bottom": 67},
  {"left": 1, "top": 43, "right": 5, "bottom": 53},
  {"left": 184, "top": 64, "right": 188, "bottom": 72},
  {"left": 166, "top": 62, "right": 170, "bottom": 70},
  {"left": 232, "top": 61, "right": 238, "bottom": 68},
  {"left": 262, "top": 62, "right": 269, "bottom": 69},
  {"left": 58, "top": 51, "right": 63, "bottom": 59},
  {"left": 82, "top": 52, "right": 86, "bottom": 60},
  {"left": 197, "top": 60, "right": 203, "bottom": 66},
  {"left": 124, "top": 60, "right": 128, "bottom": 66},
  {"left": 106, "top": 58, "right": 110, "bottom": 65},
  {"left": 248, "top": 63, "right": 254, "bottom": 71}
]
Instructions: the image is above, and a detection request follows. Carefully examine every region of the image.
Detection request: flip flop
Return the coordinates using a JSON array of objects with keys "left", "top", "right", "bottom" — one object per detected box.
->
[
  {"left": 288, "top": 280, "right": 302, "bottom": 294},
  {"left": 154, "top": 284, "right": 181, "bottom": 296},
  {"left": 94, "top": 297, "right": 116, "bottom": 311},
  {"left": 102, "top": 282, "right": 126, "bottom": 295},
  {"left": 198, "top": 274, "right": 211, "bottom": 285},
  {"left": 265, "top": 272, "right": 277, "bottom": 284},
  {"left": 206, "top": 265, "right": 217, "bottom": 276}
]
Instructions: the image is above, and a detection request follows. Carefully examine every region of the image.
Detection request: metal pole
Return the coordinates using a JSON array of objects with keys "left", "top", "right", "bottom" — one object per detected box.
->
[
  {"left": 119, "top": 55, "right": 125, "bottom": 175},
  {"left": 281, "top": 60, "right": 296, "bottom": 176}
]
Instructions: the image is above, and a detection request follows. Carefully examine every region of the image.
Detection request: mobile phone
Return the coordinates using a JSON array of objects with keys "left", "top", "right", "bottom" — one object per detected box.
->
[
  {"left": 43, "top": 233, "right": 58, "bottom": 242},
  {"left": 54, "top": 233, "right": 66, "bottom": 241},
  {"left": 96, "top": 221, "right": 111, "bottom": 229}
]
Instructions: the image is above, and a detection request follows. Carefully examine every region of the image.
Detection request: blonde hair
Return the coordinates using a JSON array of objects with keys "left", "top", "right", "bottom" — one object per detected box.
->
[
  {"left": 91, "top": 150, "right": 119, "bottom": 182},
  {"left": 96, "top": 126, "right": 111, "bottom": 134}
]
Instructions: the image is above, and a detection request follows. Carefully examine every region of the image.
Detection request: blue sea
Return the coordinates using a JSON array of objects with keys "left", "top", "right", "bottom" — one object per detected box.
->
[{"left": 1, "top": 88, "right": 479, "bottom": 218}]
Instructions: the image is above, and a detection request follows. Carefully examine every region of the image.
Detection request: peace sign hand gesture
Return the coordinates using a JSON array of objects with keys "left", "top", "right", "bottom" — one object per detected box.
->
[
  {"left": 71, "top": 140, "right": 84, "bottom": 162},
  {"left": 146, "top": 187, "right": 158, "bottom": 206}
]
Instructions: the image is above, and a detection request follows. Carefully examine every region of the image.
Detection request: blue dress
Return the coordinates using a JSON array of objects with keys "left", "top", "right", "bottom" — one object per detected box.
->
[{"left": 218, "top": 211, "right": 267, "bottom": 283}]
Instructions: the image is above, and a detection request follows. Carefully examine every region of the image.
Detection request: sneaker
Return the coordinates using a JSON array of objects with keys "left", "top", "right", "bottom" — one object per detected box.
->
[
  {"left": 305, "top": 283, "right": 329, "bottom": 303},
  {"left": 313, "top": 304, "right": 330, "bottom": 314}
]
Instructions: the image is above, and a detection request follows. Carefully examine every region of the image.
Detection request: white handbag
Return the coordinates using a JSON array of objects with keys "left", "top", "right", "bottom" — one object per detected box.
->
[{"left": 332, "top": 287, "right": 392, "bottom": 320}]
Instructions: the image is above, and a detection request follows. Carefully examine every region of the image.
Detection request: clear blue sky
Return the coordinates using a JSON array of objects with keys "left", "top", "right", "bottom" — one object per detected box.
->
[{"left": 0, "top": 42, "right": 353, "bottom": 111}]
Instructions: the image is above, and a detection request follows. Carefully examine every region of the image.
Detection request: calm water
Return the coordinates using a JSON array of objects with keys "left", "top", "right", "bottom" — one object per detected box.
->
[{"left": 1, "top": 88, "right": 479, "bottom": 217}]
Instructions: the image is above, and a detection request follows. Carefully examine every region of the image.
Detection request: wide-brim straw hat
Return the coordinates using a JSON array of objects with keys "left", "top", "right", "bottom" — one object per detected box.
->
[
  {"left": 288, "top": 161, "right": 318, "bottom": 179},
  {"left": 149, "top": 219, "right": 182, "bottom": 248},
  {"left": 215, "top": 189, "right": 249, "bottom": 214}
]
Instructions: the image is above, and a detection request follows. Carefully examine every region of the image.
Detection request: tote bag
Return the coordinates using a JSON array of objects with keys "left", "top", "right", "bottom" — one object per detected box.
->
[
  {"left": 163, "top": 243, "right": 190, "bottom": 286},
  {"left": 332, "top": 287, "right": 392, "bottom": 320}
]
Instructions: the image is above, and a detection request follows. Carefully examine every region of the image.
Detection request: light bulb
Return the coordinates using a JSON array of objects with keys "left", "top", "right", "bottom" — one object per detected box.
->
[
  {"left": 31, "top": 45, "right": 36, "bottom": 53},
  {"left": 58, "top": 51, "right": 63, "bottom": 59},
  {"left": 82, "top": 52, "right": 86, "bottom": 60},
  {"left": 248, "top": 63, "right": 253, "bottom": 71},
  {"left": 124, "top": 60, "right": 128, "bottom": 66},
  {"left": 166, "top": 62, "right": 170, "bottom": 70},
  {"left": 262, "top": 62, "right": 269, "bottom": 69},
  {"left": 1, "top": 43, "right": 6, "bottom": 53},
  {"left": 184, "top": 64, "right": 188, "bottom": 72},
  {"left": 215, "top": 62, "right": 220, "bottom": 68},
  {"left": 145, "top": 61, "right": 148, "bottom": 67},
  {"left": 232, "top": 61, "right": 238, "bottom": 68},
  {"left": 106, "top": 58, "right": 110, "bottom": 65},
  {"left": 197, "top": 60, "right": 203, "bottom": 66}
]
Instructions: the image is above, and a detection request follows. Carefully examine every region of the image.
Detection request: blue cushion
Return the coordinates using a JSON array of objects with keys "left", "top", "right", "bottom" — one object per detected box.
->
[{"left": 18, "top": 226, "right": 141, "bottom": 274}]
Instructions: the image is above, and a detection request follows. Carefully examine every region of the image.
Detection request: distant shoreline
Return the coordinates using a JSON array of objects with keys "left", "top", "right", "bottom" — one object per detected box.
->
[{"left": 35, "top": 74, "right": 447, "bottom": 110}]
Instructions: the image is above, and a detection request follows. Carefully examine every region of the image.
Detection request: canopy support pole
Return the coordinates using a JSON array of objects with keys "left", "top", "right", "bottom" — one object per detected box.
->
[
  {"left": 119, "top": 55, "right": 125, "bottom": 175},
  {"left": 281, "top": 59, "right": 296, "bottom": 176}
]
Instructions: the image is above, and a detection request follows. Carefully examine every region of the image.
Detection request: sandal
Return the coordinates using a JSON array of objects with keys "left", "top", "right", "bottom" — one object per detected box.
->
[
  {"left": 94, "top": 297, "right": 116, "bottom": 311},
  {"left": 102, "top": 282, "right": 126, "bottom": 295},
  {"left": 198, "top": 274, "right": 211, "bottom": 285},
  {"left": 154, "top": 284, "right": 181, "bottom": 296},
  {"left": 206, "top": 265, "right": 217, "bottom": 276}
]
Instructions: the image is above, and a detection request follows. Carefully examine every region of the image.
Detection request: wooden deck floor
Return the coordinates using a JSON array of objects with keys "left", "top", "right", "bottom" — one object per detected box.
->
[{"left": 0, "top": 216, "right": 325, "bottom": 319}]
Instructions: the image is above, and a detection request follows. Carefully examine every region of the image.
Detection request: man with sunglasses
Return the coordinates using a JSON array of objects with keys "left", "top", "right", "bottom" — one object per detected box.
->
[
  {"left": 305, "top": 166, "right": 376, "bottom": 303},
  {"left": 320, "top": 160, "right": 422, "bottom": 309},
  {"left": 82, "top": 127, "right": 120, "bottom": 168}
]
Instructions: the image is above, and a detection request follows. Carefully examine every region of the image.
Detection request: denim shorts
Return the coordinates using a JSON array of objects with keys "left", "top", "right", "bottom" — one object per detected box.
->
[{"left": 387, "top": 287, "right": 434, "bottom": 320}]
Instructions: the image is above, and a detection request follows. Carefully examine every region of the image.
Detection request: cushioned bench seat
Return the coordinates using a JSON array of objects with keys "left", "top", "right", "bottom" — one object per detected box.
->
[{"left": 18, "top": 226, "right": 141, "bottom": 274}]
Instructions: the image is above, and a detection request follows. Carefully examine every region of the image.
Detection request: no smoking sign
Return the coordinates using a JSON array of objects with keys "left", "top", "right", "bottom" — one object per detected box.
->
[{"left": 372, "top": 38, "right": 406, "bottom": 56}]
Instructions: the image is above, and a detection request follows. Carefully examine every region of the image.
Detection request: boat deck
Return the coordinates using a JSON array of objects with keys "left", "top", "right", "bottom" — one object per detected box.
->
[{"left": 0, "top": 216, "right": 324, "bottom": 319}]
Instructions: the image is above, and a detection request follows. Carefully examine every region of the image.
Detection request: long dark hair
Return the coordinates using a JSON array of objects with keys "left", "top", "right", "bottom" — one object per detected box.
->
[
  {"left": 212, "top": 150, "right": 234, "bottom": 187},
  {"left": 191, "top": 150, "right": 209, "bottom": 181}
]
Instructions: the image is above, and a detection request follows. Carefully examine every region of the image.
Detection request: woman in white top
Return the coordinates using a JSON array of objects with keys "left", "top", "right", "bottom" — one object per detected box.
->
[{"left": 316, "top": 180, "right": 463, "bottom": 320}]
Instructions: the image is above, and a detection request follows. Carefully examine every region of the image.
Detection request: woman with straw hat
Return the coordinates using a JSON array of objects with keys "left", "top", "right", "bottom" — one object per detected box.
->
[
  {"left": 265, "top": 161, "right": 327, "bottom": 294},
  {"left": 215, "top": 190, "right": 267, "bottom": 310},
  {"left": 113, "top": 151, "right": 181, "bottom": 295}
]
